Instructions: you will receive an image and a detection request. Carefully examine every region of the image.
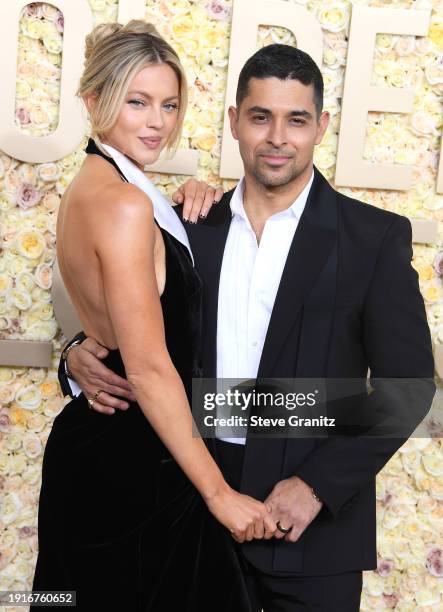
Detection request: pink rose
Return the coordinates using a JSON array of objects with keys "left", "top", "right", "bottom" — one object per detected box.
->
[
  {"left": 433, "top": 252, "right": 443, "bottom": 276},
  {"left": 426, "top": 546, "right": 443, "bottom": 577},
  {"left": 24, "top": 3, "right": 39, "bottom": 17},
  {"left": 55, "top": 13, "right": 64, "bottom": 33},
  {"left": 382, "top": 593, "right": 399, "bottom": 609},
  {"left": 206, "top": 0, "right": 231, "bottom": 21},
  {"left": 377, "top": 558, "right": 395, "bottom": 576},
  {"left": 18, "top": 526, "right": 36, "bottom": 539},
  {"left": 16, "top": 107, "right": 31, "bottom": 125},
  {"left": 381, "top": 490, "right": 393, "bottom": 506},
  {"left": 17, "top": 183, "right": 41, "bottom": 209},
  {"left": 0, "top": 411, "right": 10, "bottom": 433}
]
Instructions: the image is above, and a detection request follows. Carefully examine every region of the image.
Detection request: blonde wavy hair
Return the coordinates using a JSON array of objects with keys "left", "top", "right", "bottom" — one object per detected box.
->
[{"left": 78, "top": 20, "right": 188, "bottom": 153}]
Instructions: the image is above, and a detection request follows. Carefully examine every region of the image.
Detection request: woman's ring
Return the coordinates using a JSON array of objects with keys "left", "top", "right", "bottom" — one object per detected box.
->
[{"left": 88, "top": 389, "right": 103, "bottom": 409}]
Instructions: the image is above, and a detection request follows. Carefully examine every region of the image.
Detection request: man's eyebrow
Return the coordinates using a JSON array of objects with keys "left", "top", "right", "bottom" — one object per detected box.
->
[
  {"left": 289, "top": 109, "right": 313, "bottom": 119},
  {"left": 127, "top": 91, "right": 179, "bottom": 102},
  {"left": 247, "top": 106, "right": 271, "bottom": 114},
  {"left": 247, "top": 106, "right": 313, "bottom": 119}
]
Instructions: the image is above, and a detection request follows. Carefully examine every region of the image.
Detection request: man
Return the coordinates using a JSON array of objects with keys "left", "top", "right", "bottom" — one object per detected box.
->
[{"left": 57, "top": 45, "right": 435, "bottom": 610}]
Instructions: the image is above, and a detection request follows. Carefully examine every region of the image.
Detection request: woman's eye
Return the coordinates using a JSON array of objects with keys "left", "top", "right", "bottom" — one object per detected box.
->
[
  {"left": 163, "top": 103, "right": 179, "bottom": 112},
  {"left": 128, "top": 99, "right": 145, "bottom": 107}
]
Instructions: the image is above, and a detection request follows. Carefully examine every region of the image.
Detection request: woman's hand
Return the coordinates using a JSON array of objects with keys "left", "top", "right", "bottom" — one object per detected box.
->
[
  {"left": 205, "top": 482, "right": 276, "bottom": 543},
  {"left": 171, "top": 179, "right": 224, "bottom": 223}
]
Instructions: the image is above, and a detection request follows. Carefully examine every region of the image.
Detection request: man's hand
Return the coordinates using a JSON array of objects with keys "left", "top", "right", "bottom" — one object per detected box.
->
[
  {"left": 66, "top": 337, "right": 136, "bottom": 415},
  {"left": 171, "top": 178, "right": 224, "bottom": 223},
  {"left": 264, "top": 476, "right": 323, "bottom": 543}
]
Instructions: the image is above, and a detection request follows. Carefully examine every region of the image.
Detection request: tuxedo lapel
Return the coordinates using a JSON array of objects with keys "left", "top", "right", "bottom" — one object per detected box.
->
[
  {"left": 184, "top": 193, "right": 234, "bottom": 377},
  {"left": 257, "top": 168, "right": 338, "bottom": 378}
]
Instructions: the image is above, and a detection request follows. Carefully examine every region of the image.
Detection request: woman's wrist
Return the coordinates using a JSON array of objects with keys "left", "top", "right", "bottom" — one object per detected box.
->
[{"left": 201, "top": 476, "right": 230, "bottom": 504}]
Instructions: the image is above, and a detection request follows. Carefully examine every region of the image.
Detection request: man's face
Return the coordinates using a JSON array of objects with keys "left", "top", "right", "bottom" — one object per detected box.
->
[{"left": 229, "top": 77, "right": 329, "bottom": 188}]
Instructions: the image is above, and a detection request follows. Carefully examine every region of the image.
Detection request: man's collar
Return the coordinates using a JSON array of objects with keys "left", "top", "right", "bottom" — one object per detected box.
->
[{"left": 229, "top": 170, "right": 315, "bottom": 222}]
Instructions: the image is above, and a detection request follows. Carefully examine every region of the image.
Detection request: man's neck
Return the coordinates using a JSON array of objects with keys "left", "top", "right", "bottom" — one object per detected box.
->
[{"left": 242, "top": 164, "right": 314, "bottom": 243}]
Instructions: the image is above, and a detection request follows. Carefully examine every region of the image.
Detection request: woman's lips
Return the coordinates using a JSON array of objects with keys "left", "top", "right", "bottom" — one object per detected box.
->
[{"left": 139, "top": 137, "right": 162, "bottom": 149}]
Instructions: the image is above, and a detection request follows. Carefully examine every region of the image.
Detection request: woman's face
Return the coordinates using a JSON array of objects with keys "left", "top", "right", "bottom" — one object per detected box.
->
[{"left": 103, "top": 63, "right": 180, "bottom": 169}]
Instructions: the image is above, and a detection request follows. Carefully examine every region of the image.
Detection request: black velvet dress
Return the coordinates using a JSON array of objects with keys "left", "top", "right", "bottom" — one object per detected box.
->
[{"left": 31, "top": 140, "right": 253, "bottom": 611}]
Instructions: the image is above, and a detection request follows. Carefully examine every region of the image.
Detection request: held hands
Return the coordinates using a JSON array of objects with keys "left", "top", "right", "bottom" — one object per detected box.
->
[
  {"left": 205, "top": 482, "right": 276, "bottom": 544},
  {"left": 264, "top": 476, "right": 323, "bottom": 543},
  {"left": 66, "top": 343, "right": 322, "bottom": 544},
  {"left": 171, "top": 178, "right": 224, "bottom": 222}
]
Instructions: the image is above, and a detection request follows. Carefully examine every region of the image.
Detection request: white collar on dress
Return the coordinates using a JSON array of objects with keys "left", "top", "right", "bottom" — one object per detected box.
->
[{"left": 96, "top": 138, "right": 194, "bottom": 265}]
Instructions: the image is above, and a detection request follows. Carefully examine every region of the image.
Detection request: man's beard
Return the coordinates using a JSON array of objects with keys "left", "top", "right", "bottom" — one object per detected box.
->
[{"left": 250, "top": 156, "right": 302, "bottom": 189}]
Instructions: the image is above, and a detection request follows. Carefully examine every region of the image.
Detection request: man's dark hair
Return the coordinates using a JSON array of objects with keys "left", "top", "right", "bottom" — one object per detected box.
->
[{"left": 236, "top": 44, "right": 324, "bottom": 117}]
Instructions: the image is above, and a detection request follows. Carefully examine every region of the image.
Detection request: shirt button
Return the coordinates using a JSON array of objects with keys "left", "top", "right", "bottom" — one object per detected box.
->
[{"left": 252, "top": 341, "right": 258, "bottom": 347}]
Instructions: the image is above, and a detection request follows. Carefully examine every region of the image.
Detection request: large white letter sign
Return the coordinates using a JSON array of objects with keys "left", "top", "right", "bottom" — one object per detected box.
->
[
  {"left": 118, "top": 0, "right": 147, "bottom": 21},
  {"left": 437, "top": 137, "right": 443, "bottom": 194},
  {"left": 117, "top": 0, "right": 199, "bottom": 176},
  {"left": 0, "top": 0, "right": 93, "bottom": 163},
  {"left": 219, "top": 0, "right": 323, "bottom": 179},
  {"left": 335, "top": 7, "right": 430, "bottom": 190}
]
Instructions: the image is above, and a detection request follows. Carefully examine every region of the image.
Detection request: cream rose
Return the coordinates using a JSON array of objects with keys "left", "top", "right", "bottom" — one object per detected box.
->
[
  {"left": 35, "top": 263, "right": 53, "bottom": 289},
  {"left": 15, "top": 386, "right": 41, "bottom": 411},
  {"left": 0, "top": 274, "right": 12, "bottom": 296},
  {"left": 1, "top": 493, "right": 23, "bottom": 525},
  {"left": 22, "top": 434, "right": 42, "bottom": 459},
  {"left": 37, "top": 163, "right": 61, "bottom": 183},
  {"left": 16, "top": 272, "right": 36, "bottom": 293},
  {"left": 317, "top": 3, "right": 348, "bottom": 33},
  {"left": 15, "top": 230, "right": 46, "bottom": 260}
]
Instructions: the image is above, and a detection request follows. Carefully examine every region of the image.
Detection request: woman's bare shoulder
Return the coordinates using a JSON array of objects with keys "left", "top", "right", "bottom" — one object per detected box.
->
[{"left": 89, "top": 179, "right": 154, "bottom": 225}]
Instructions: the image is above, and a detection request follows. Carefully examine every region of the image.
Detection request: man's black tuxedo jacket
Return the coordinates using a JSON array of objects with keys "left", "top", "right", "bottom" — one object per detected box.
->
[{"left": 59, "top": 167, "right": 435, "bottom": 577}]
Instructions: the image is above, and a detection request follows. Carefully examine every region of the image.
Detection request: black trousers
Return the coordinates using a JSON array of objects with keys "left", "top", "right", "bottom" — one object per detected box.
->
[{"left": 214, "top": 439, "right": 363, "bottom": 612}]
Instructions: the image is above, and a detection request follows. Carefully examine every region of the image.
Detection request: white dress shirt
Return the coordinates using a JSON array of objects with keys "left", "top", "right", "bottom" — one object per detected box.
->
[{"left": 216, "top": 172, "right": 314, "bottom": 444}]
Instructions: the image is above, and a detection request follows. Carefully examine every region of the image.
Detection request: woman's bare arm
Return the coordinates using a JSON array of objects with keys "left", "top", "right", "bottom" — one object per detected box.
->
[{"left": 93, "top": 183, "right": 274, "bottom": 541}]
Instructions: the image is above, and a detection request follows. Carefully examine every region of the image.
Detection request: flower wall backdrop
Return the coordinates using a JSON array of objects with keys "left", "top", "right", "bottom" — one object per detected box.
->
[{"left": 0, "top": 0, "right": 442, "bottom": 609}]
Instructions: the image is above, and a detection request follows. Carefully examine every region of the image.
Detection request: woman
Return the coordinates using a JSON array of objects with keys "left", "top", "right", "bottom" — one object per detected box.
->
[{"left": 32, "top": 20, "right": 274, "bottom": 611}]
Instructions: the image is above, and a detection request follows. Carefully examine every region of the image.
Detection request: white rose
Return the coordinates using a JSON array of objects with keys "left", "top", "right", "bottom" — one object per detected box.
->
[
  {"left": 29, "top": 104, "right": 52, "bottom": 130},
  {"left": 43, "top": 33, "right": 63, "bottom": 55},
  {"left": 421, "top": 453, "right": 443, "bottom": 476},
  {"left": 26, "top": 320, "right": 57, "bottom": 341},
  {"left": 411, "top": 110, "right": 439, "bottom": 136},
  {"left": 35, "top": 263, "right": 53, "bottom": 290},
  {"left": 40, "top": 192, "right": 60, "bottom": 213},
  {"left": 37, "top": 163, "right": 61, "bottom": 183},
  {"left": 22, "top": 434, "right": 43, "bottom": 459},
  {"left": 0, "top": 493, "right": 23, "bottom": 524},
  {"left": 0, "top": 274, "right": 12, "bottom": 296},
  {"left": 8, "top": 559, "right": 33, "bottom": 581},
  {"left": 26, "top": 413, "right": 46, "bottom": 432},
  {"left": 15, "top": 230, "right": 46, "bottom": 260},
  {"left": 31, "top": 287, "right": 52, "bottom": 304},
  {"left": 15, "top": 386, "right": 41, "bottom": 411},
  {"left": 21, "top": 463, "right": 41, "bottom": 486},
  {"left": 16, "top": 272, "right": 36, "bottom": 293},
  {"left": 7, "top": 289, "right": 32, "bottom": 311},
  {"left": 44, "top": 396, "right": 66, "bottom": 418},
  {"left": 317, "top": 3, "right": 348, "bottom": 33},
  {"left": 395, "top": 36, "right": 416, "bottom": 56},
  {"left": 0, "top": 387, "right": 15, "bottom": 405}
]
